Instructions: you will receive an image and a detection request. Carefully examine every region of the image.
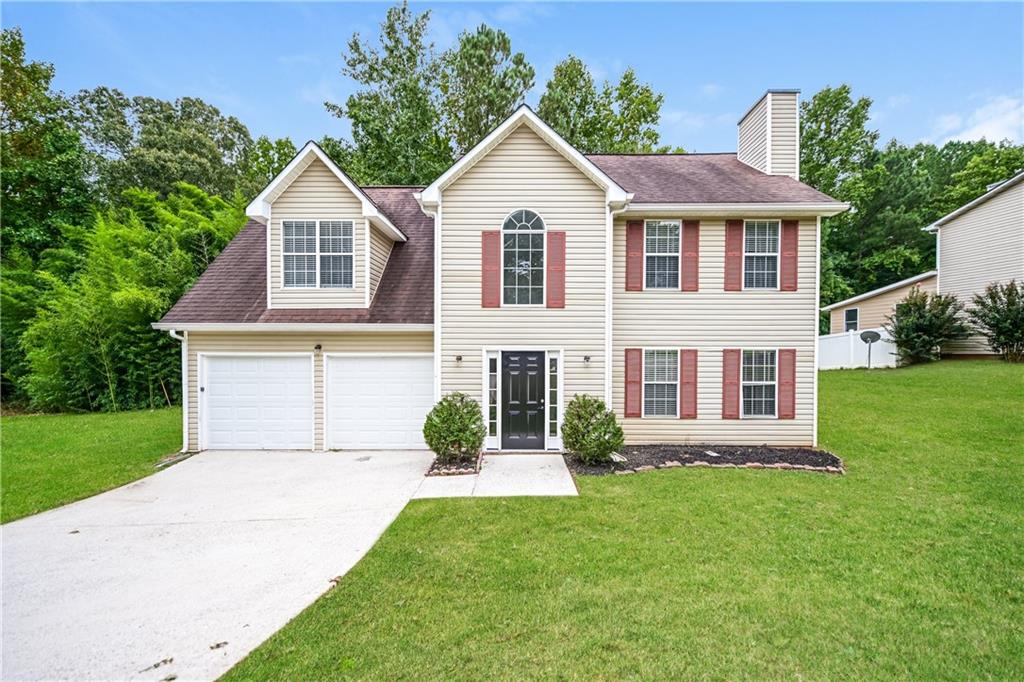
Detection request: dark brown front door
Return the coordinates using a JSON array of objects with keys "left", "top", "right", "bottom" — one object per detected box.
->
[{"left": 502, "top": 351, "right": 545, "bottom": 449}]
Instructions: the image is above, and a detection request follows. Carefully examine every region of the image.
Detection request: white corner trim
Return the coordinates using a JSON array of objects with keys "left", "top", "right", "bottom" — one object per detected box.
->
[
  {"left": 166, "top": 330, "right": 189, "bottom": 452},
  {"left": 819, "top": 270, "right": 938, "bottom": 312},
  {"left": 265, "top": 204, "right": 273, "bottom": 310},
  {"left": 364, "top": 218, "right": 371, "bottom": 308},
  {"left": 246, "top": 141, "right": 407, "bottom": 242},
  {"left": 812, "top": 216, "right": 820, "bottom": 448},
  {"left": 765, "top": 91, "right": 773, "bottom": 175},
  {"left": 417, "top": 105, "right": 631, "bottom": 208}
]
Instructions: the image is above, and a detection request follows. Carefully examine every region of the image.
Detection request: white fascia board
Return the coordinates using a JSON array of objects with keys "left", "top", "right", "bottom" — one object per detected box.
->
[
  {"left": 623, "top": 202, "right": 850, "bottom": 217},
  {"left": 820, "top": 270, "right": 937, "bottom": 312},
  {"left": 246, "top": 141, "right": 407, "bottom": 242},
  {"left": 151, "top": 322, "right": 433, "bottom": 333},
  {"left": 922, "top": 170, "right": 1024, "bottom": 232},
  {"left": 417, "top": 105, "right": 631, "bottom": 208}
]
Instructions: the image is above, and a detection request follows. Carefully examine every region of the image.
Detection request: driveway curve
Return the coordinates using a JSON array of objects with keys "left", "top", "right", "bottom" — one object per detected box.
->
[{"left": 2, "top": 449, "right": 432, "bottom": 681}]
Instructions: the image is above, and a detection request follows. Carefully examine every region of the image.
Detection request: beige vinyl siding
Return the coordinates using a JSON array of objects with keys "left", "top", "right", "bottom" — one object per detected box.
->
[
  {"left": 369, "top": 224, "right": 394, "bottom": 303},
  {"left": 185, "top": 331, "right": 432, "bottom": 450},
  {"left": 269, "top": 158, "right": 366, "bottom": 308},
  {"left": 938, "top": 180, "right": 1024, "bottom": 354},
  {"left": 828, "top": 275, "right": 936, "bottom": 334},
  {"left": 737, "top": 96, "right": 768, "bottom": 173},
  {"left": 439, "top": 123, "right": 607, "bottom": 404},
  {"left": 769, "top": 92, "right": 799, "bottom": 179},
  {"left": 612, "top": 218, "right": 818, "bottom": 446}
]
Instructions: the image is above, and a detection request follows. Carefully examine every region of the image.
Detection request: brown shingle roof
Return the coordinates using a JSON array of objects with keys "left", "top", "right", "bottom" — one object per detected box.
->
[
  {"left": 587, "top": 153, "right": 837, "bottom": 204},
  {"left": 159, "top": 156, "right": 837, "bottom": 327}
]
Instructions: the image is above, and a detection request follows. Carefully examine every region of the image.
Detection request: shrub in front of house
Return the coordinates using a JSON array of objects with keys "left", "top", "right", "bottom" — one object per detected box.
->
[
  {"left": 422, "top": 392, "right": 486, "bottom": 463},
  {"left": 561, "top": 394, "right": 624, "bottom": 465},
  {"left": 884, "top": 286, "right": 970, "bottom": 365},
  {"left": 969, "top": 280, "right": 1024, "bottom": 363}
]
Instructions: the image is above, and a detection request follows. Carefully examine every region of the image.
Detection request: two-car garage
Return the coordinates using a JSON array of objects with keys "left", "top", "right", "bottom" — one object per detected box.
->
[{"left": 199, "top": 353, "right": 434, "bottom": 451}]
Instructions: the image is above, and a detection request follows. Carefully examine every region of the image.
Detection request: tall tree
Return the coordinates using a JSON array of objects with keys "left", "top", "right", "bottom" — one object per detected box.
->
[
  {"left": 439, "top": 24, "right": 535, "bottom": 155},
  {"left": 73, "top": 87, "right": 253, "bottom": 201},
  {"left": 938, "top": 142, "right": 1024, "bottom": 214},
  {"left": 538, "top": 56, "right": 668, "bottom": 153},
  {"left": 238, "top": 135, "right": 297, "bottom": 199},
  {"left": 325, "top": 1, "right": 451, "bottom": 185},
  {"left": 799, "top": 84, "right": 878, "bottom": 199}
]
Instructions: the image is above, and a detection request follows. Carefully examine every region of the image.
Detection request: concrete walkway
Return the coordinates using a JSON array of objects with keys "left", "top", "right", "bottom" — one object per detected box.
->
[
  {"left": 2, "top": 450, "right": 433, "bottom": 682},
  {"left": 413, "top": 454, "right": 578, "bottom": 499}
]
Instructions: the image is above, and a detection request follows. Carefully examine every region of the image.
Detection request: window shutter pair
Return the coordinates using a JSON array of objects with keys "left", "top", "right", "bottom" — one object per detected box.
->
[
  {"left": 482, "top": 230, "right": 565, "bottom": 308},
  {"left": 725, "top": 219, "right": 799, "bottom": 291},
  {"left": 721, "top": 348, "right": 796, "bottom": 419},
  {"left": 625, "top": 220, "right": 700, "bottom": 291},
  {"left": 624, "top": 348, "right": 698, "bottom": 419}
]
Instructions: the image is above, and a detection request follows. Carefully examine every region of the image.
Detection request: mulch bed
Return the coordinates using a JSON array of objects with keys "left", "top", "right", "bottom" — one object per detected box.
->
[
  {"left": 426, "top": 453, "right": 482, "bottom": 477},
  {"left": 565, "top": 444, "right": 844, "bottom": 476}
]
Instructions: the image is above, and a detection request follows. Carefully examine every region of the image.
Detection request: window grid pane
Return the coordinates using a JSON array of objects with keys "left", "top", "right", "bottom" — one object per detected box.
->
[
  {"left": 319, "top": 254, "right": 353, "bottom": 288},
  {"left": 488, "top": 357, "right": 498, "bottom": 437},
  {"left": 283, "top": 221, "right": 317, "bottom": 288},
  {"left": 549, "top": 356, "right": 558, "bottom": 437},
  {"left": 741, "top": 350, "right": 777, "bottom": 417},
  {"left": 644, "top": 221, "right": 680, "bottom": 290},
  {"left": 845, "top": 309, "right": 858, "bottom": 332},
  {"left": 743, "top": 221, "right": 779, "bottom": 289},
  {"left": 503, "top": 213, "right": 544, "bottom": 305},
  {"left": 643, "top": 350, "right": 678, "bottom": 416},
  {"left": 319, "top": 220, "right": 353, "bottom": 254}
]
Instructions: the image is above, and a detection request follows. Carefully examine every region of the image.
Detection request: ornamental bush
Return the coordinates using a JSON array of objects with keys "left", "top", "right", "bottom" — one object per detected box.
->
[
  {"left": 561, "top": 394, "right": 624, "bottom": 465},
  {"left": 969, "top": 280, "right": 1024, "bottom": 362},
  {"left": 884, "top": 286, "right": 970, "bottom": 365},
  {"left": 422, "top": 392, "right": 486, "bottom": 463}
]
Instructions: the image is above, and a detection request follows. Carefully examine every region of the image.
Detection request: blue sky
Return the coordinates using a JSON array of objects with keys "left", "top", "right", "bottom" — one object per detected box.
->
[{"left": 6, "top": 2, "right": 1022, "bottom": 152}]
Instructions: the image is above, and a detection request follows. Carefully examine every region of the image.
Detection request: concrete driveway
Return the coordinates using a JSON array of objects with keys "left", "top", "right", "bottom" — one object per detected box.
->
[{"left": 2, "top": 449, "right": 432, "bottom": 681}]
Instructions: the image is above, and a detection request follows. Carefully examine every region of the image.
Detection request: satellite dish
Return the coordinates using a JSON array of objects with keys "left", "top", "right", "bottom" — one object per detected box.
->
[{"left": 860, "top": 330, "right": 882, "bottom": 368}]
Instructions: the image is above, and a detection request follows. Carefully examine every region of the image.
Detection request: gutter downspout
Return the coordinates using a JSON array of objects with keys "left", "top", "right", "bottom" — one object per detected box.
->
[
  {"left": 606, "top": 199, "right": 632, "bottom": 405},
  {"left": 167, "top": 330, "right": 189, "bottom": 452}
]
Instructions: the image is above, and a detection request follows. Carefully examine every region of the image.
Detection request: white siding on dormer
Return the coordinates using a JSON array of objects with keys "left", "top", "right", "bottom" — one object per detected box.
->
[
  {"left": 269, "top": 158, "right": 366, "bottom": 308},
  {"left": 369, "top": 224, "right": 394, "bottom": 303}
]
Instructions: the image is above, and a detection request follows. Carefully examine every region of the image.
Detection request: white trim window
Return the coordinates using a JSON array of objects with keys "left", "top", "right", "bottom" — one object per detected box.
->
[
  {"left": 502, "top": 209, "right": 545, "bottom": 305},
  {"left": 283, "top": 219, "right": 354, "bottom": 289},
  {"left": 487, "top": 354, "right": 499, "bottom": 440},
  {"left": 741, "top": 350, "right": 777, "bottom": 417},
  {"left": 282, "top": 220, "right": 317, "bottom": 287},
  {"left": 548, "top": 354, "right": 559, "bottom": 438},
  {"left": 644, "top": 220, "right": 680, "bottom": 289},
  {"left": 643, "top": 349, "right": 678, "bottom": 417},
  {"left": 743, "top": 220, "right": 780, "bottom": 289},
  {"left": 844, "top": 308, "right": 859, "bottom": 332}
]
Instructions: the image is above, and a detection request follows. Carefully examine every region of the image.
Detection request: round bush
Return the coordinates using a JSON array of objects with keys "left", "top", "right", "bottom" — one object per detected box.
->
[
  {"left": 561, "top": 394, "right": 624, "bottom": 465},
  {"left": 422, "top": 392, "right": 486, "bottom": 463}
]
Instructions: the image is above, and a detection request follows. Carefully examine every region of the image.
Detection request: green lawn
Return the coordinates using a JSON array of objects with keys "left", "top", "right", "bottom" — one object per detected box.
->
[
  {"left": 226, "top": 361, "right": 1023, "bottom": 680},
  {"left": 1, "top": 408, "right": 181, "bottom": 523}
]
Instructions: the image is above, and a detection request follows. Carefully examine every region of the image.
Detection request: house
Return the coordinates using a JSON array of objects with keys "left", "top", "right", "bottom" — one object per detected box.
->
[
  {"left": 819, "top": 170, "right": 1023, "bottom": 354},
  {"left": 154, "top": 89, "right": 847, "bottom": 453},
  {"left": 822, "top": 271, "right": 936, "bottom": 334}
]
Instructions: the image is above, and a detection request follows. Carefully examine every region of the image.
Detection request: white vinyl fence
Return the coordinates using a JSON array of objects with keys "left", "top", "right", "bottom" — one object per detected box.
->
[{"left": 818, "top": 327, "right": 898, "bottom": 369}]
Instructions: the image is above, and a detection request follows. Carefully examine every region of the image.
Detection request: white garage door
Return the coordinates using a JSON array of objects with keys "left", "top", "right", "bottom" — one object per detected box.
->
[
  {"left": 202, "top": 355, "right": 313, "bottom": 450},
  {"left": 326, "top": 355, "right": 434, "bottom": 449}
]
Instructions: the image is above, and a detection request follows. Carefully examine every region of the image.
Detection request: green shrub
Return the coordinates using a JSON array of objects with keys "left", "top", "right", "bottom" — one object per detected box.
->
[
  {"left": 969, "top": 280, "right": 1024, "bottom": 362},
  {"left": 422, "top": 392, "right": 486, "bottom": 463},
  {"left": 884, "top": 286, "right": 970, "bottom": 365},
  {"left": 561, "top": 394, "right": 624, "bottom": 465}
]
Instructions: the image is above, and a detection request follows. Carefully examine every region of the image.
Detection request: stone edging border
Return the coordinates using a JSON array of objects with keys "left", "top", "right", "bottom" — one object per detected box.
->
[
  {"left": 613, "top": 460, "right": 846, "bottom": 476},
  {"left": 426, "top": 452, "right": 483, "bottom": 477}
]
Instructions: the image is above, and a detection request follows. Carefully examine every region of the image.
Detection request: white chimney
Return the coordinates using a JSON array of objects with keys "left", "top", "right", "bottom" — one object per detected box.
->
[{"left": 737, "top": 89, "right": 800, "bottom": 180}]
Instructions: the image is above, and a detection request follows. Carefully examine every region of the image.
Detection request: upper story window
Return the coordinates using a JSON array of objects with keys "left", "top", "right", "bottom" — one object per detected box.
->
[
  {"left": 743, "top": 220, "right": 779, "bottom": 289},
  {"left": 645, "top": 220, "right": 680, "bottom": 289},
  {"left": 283, "top": 219, "right": 353, "bottom": 289},
  {"left": 502, "top": 209, "right": 545, "bottom": 305},
  {"left": 742, "top": 349, "right": 777, "bottom": 417},
  {"left": 844, "top": 308, "right": 859, "bottom": 332}
]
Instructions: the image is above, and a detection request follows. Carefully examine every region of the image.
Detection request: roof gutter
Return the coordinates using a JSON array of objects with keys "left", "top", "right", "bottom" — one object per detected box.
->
[
  {"left": 151, "top": 322, "right": 434, "bottom": 333},
  {"left": 623, "top": 202, "right": 850, "bottom": 217}
]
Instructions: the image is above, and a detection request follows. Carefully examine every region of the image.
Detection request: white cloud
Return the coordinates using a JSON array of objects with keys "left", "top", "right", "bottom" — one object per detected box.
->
[
  {"left": 298, "top": 79, "right": 342, "bottom": 107},
  {"left": 935, "top": 94, "right": 1023, "bottom": 143},
  {"left": 887, "top": 93, "right": 911, "bottom": 108},
  {"left": 493, "top": 3, "right": 553, "bottom": 25},
  {"left": 278, "top": 53, "right": 320, "bottom": 67},
  {"left": 661, "top": 109, "right": 734, "bottom": 131},
  {"left": 699, "top": 83, "right": 724, "bottom": 99}
]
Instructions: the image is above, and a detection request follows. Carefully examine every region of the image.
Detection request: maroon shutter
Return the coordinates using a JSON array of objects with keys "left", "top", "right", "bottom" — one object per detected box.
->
[
  {"left": 724, "top": 220, "right": 744, "bottom": 291},
  {"left": 722, "top": 349, "right": 740, "bottom": 419},
  {"left": 681, "top": 220, "right": 700, "bottom": 291},
  {"left": 626, "top": 220, "right": 644, "bottom": 291},
  {"left": 481, "top": 230, "right": 501, "bottom": 308},
  {"left": 778, "top": 348, "right": 796, "bottom": 419},
  {"left": 780, "top": 220, "right": 798, "bottom": 291},
  {"left": 625, "top": 348, "right": 642, "bottom": 417},
  {"left": 679, "top": 349, "right": 698, "bottom": 419},
  {"left": 546, "top": 231, "right": 566, "bottom": 308}
]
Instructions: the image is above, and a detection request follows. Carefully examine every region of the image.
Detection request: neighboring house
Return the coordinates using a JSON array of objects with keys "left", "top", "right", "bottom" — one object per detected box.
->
[
  {"left": 155, "top": 89, "right": 847, "bottom": 453},
  {"left": 926, "top": 171, "right": 1024, "bottom": 355},
  {"left": 822, "top": 271, "right": 937, "bottom": 334}
]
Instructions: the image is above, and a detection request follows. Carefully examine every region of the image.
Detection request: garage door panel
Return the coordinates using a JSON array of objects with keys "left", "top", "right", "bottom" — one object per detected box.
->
[
  {"left": 326, "top": 356, "right": 434, "bottom": 450},
  {"left": 202, "top": 355, "right": 313, "bottom": 450}
]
